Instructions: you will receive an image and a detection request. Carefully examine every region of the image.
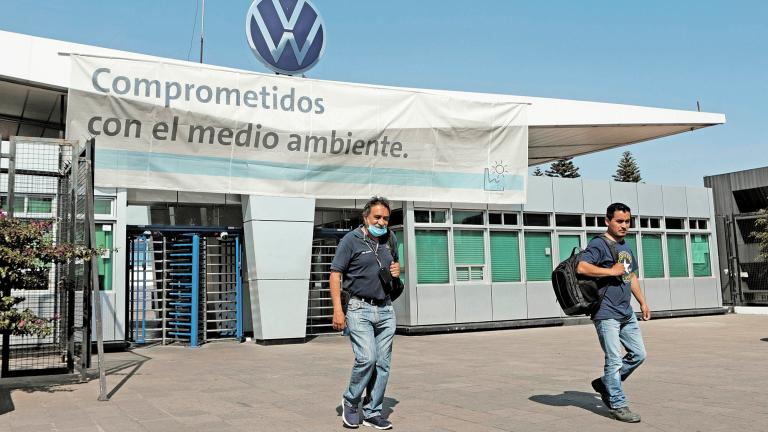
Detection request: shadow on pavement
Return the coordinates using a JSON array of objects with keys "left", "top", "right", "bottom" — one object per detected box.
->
[
  {"left": 335, "top": 396, "right": 400, "bottom": 418},
  {"left": 529, "top": 390, "right": 612, "bottom": 419},
  {"left": 0, "top": 348, "right": 151, "bottom": 415}
]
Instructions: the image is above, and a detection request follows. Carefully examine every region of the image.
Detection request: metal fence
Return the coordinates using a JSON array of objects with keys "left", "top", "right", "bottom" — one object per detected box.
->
[
  {"left": 719, "top": 213, "right": 768, "bottom": 306},
  {"left": 0, "top": 137, "right": 93, "bottom": 378}
]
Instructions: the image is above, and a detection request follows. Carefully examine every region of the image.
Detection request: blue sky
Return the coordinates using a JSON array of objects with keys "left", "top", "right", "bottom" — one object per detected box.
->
[{"left": 1, "top": 0, "right": 765, "bottom": 186}]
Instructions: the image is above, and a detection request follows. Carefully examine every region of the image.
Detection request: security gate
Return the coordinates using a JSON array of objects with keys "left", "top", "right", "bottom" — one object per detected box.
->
[
  {"left": 306, "top": 229, "right": 349, "bottom": 336},
  {"left": 127, "top": 228, "right": 243, "bottom": 346}
]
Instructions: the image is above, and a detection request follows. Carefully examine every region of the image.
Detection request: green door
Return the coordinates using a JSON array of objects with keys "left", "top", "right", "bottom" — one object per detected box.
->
[
  {"left": 95, "top": 224, "right": 113, "bottom": 291},
  {"left": 525, "top": 232, "right": 552, "bottom": 281}
]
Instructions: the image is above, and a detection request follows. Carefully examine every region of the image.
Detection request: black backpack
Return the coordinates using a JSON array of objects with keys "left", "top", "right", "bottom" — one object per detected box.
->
[{"left": 551, "top": 235, "right": 619, "bottom": 316}]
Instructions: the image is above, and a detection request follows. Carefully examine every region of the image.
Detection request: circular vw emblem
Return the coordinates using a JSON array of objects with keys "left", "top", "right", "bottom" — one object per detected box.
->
[{"left": 245, "top": 0, "right": 326, "bottom": 75}]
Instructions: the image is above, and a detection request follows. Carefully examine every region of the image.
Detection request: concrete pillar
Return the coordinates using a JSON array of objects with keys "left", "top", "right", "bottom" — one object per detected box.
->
[{"left": 242, "top": 196, "right": 315, "bottom": 342}]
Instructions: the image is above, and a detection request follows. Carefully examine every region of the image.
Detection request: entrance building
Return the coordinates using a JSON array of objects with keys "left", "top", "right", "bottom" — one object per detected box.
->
[{"left": 0, "top": 30, "right": 726, "bottom": 344}]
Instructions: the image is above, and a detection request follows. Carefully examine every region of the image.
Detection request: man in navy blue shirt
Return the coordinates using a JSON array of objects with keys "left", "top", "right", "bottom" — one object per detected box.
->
[
  {"left": 577, "top": 202, "right": 650, "bottom": 423},
  {"left": 330, "top": 196, "right": 400, "bottom": 430}
]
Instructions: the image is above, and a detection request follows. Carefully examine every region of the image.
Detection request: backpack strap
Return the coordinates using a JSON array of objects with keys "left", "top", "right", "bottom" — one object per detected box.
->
[
  {"left": 387, "top": 231, "right": 399, "bottom": 261},
  {"left": 594, "top": 234, "right": 619, "bottom": 264}
]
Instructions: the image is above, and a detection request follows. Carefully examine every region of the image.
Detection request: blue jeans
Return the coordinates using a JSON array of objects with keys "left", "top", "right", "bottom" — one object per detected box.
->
[
  {"left": 343, "top": 299, "right": 396, "bottom": 419},
  {"left": 594, "top": 313, "right": 647, "bottom": 409}
]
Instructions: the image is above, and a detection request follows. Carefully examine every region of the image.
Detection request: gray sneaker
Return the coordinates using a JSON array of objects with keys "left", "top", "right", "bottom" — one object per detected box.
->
[
  {"left": 591, "top": 377, "right": 611, "bottom": 408},
  {"left": 342, "top": 398, "right": 360, "bottom": 428},
  {"left": 363, "top": 416, "right": 392, "bottom": 430},
  {"left": 609, "top": 406, "right": 641, "bottom": 423}
]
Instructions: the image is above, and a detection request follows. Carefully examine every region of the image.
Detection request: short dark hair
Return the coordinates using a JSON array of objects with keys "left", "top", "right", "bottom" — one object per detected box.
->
[
  {"left": 606, "top": 202, "right": 631, "bottom": 220},
  {"left": 362, "top": 196, "right": 391, "bottom": 217}
]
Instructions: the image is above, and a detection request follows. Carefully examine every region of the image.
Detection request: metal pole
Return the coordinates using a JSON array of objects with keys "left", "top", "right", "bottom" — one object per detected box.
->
[
  {"left": 1, "top": 139, "right": 16, "bottom": 377},
  {"left": 236, "top": 235, "right": 243, "bottom": 341},
  {"left": 731, "top": 215, "right": 744, "bottom": 304},
  {"left": 199, "top": 0, "right": 205, "bottom": 63},
  {"left": 85, "top": 139, "right": 108, "bottom": 400}
]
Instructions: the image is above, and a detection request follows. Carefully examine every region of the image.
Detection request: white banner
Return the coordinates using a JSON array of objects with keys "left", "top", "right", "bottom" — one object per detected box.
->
[{"left": 67, "top": 55, "right": 528, "bottom": 203}]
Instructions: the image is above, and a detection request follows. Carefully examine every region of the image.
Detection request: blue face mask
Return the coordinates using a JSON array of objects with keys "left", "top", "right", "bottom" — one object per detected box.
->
[{"left": 367, "top": 225, "right": 387, "bottom": 237}]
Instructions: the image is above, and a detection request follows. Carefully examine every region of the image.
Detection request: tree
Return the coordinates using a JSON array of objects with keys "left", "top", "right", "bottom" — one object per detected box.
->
[
  {"left": 0, "top": 211, "right": 96, "bottom": 337},
  {"left": 612, "top": 151, "right": 642, "bottom": 182},
  {"left": 752, "top": 209, "right": 768, "bottom": 261},
  {"left": 545, "top": 158, "right": 581, "bottom": 178},
  {"left": 532, "top": 167, "right": 544, "bottom": 176}
]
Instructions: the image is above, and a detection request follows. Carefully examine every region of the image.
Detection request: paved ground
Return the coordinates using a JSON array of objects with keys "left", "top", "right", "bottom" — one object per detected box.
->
[{"left": 1, "top": 314, "right": 767, "bottom": 432}]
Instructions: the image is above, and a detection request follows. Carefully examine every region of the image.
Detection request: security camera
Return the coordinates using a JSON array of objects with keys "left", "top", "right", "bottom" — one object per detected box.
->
[{"left": 218, "top": 231, "right": 229, "bottom": 240}]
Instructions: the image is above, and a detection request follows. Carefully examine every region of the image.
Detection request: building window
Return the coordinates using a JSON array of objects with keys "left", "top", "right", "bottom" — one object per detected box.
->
[
  {"left": 453, "top": 230, "right": 485, "bottom": 281},
  {"left": 523, "top": 213, "right": 550, "bottom": 227},
  {"left": 666, "top": 218, "right": 685, "bottom": 230},
  {"left": 641, "top": 234, "right": 664, "bottom": 278},
  {"left": 414, "top": 209, "right": 447, "bottom": 224},
  {"left": 489, "top": 212, "right": 518, "bottom": 226},
  {"left": 585, "top": 215, "right": 599, "bottom": 227},
  {"left": 94, "top": 198, "right": 114, "bottom": 217},
  {"left": 415, "top": 230, "right": 449, "bottom": 283},
  {"left": 558, "top": 234, "right": 581, "bottom": 262},
  {"left": 490, "top": 231, "right": 521, "bottom": 282},
  {"left": 555, "top": 214, "right": 582, "bottom": 228},
  {"left": 453, "top": 210, "right": 484, "bottom": 225},
  {"left": 0, "top": 195, "right": 54, "bottom": 216},
  {"left": 692, "top": 234, "right": 712, "bottom": 277},
  {"left": 640, "top": 217, "right": 661, "bottom": 229},
  {"left": 524, "top": 232, "right": 552, "bottom": 281},
  {"left": 689, "top": 219, "right": 709, "bottom": 230},
  {"left": 667, "top": 234, "right": 689, "bottom": 277}
]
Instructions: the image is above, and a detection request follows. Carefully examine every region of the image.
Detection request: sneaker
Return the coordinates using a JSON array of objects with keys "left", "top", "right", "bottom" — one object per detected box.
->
[
  {"left": 363, "top": 416, "right": 393, "bottom": 430},
  {"left": 591, "top": 378, "right": 611, "bottom": 409},
  {"left": 609, "top": 406, "right": 641, "bottom": 423},
  {"left": 342, "top": 398, "right": 360, "bottom": 428}
]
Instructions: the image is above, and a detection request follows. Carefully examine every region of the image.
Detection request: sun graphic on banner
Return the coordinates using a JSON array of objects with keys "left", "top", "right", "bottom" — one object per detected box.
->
[{"left": 490, "top": 161, "right": 510, "bottom": 175}]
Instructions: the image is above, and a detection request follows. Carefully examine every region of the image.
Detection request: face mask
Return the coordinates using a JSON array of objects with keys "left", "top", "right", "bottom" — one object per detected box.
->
[{"left": 367, "top": 225, "right": 387, "bottom": 237}]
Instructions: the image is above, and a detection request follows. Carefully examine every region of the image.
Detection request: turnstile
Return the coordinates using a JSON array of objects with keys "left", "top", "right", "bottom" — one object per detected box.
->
[{"left": 128, "top": 229, "right": 243, "bottom": 346}]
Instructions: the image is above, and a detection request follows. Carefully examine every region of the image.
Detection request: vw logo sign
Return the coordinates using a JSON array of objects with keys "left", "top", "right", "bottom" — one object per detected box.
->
[{"left": 245, "top": 0, "right": 326, "bottom": 75}]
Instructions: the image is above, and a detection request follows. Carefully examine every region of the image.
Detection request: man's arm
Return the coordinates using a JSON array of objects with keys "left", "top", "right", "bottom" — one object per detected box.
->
[
  {"left": 330, "top": 271, "right": 346, "bottom": 330},
  {"left": 576, "top": 260, "right": 625, "bottom": 278},
  {"left": 630, "top": 272, "right": 651, "bottom": 321}
]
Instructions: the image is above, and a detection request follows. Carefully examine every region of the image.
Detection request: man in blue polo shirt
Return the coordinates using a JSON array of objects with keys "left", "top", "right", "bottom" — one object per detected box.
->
[
  {"left": 330, "top": 196, "right": 400, "bottom": 430},
  {"left": 577, "top": 202, "right": 650, "bottom": 423}
]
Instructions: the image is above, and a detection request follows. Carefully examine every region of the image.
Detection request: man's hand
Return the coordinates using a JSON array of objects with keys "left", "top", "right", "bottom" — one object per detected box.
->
[
  {"left": 390, "top": 261, "right": 401, "bottom": 278},
  {"left": 608, "top": 262, "right": 625, "bottom": 277},
  {"left": 332, "top": 308, "right": 346, "bottom": 331},
  {"left": 640, "top": 303, "right": 651, "bottom": 321}
]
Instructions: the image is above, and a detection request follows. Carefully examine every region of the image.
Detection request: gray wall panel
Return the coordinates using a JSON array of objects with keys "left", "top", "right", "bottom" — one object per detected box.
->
[
  {"left": 416, "top": 285, "right": 456, "bottom": 325},
  {"left": 694, "top": 277, "right": 720, "bottom": 308},
  {"left": 552, "top": 178, "right": 584, "bottom": 213},
  {"left": 491, "top": 283, "right": 527, "bottom": 321},
  {"left": 685, "top": 187, "right": 711, "bottom": 218},
  {"left": 244, "top": 220, "right": 313, "bottom": 280},
  {"left": 583, "top": 180, "right": 612, "bottom": 214},
  {"left": 524, "top": 176, "right": 554, "bottom": 212},
  {"left": 610, "top": 182, "right": 639, "bottom": 211},
  {"left": 455, "top": 284, "right": 492, "bottom": 323},
  {"left": 637, "top": 183, "right": 663, "bottom": 216},
  {"left": 643, "top": 279, "right": 671, "bottom": 310},
  {"left": 669, "top": 278, "right": 696, "bottom": 309},
  {"left": 247, "top": 279, "right": 308, "bottom": 340},
  {"left": 243, "top": 195, "right": 315, "bottom": 222},
  {"left": 662, "top": 186, "right": 688, "bottom": 217},
  {"left": 526, "top": 282, "right": 561, "bottom": 318}
]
